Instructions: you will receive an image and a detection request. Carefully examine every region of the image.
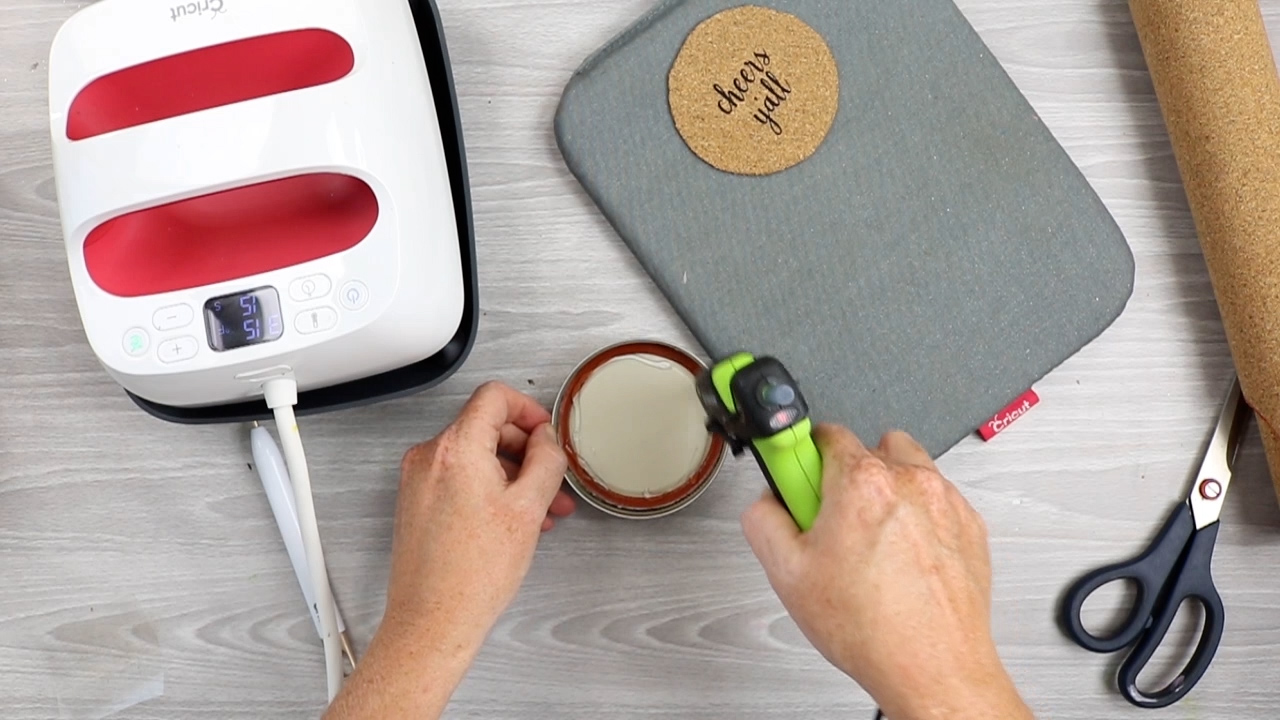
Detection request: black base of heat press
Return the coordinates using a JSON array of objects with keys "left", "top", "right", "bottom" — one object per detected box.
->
[{"left": 128, "top": 0, "right": 479, "bottom": 425}]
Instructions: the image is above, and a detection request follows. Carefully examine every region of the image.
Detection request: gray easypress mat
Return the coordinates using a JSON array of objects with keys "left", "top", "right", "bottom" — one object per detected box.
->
[{"left": 554, "top": 0, "right": 1135, "bottom": 456}]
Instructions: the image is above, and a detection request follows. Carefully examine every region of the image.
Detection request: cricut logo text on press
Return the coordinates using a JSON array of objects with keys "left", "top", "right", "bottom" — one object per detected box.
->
[
  {"left": 988, "top": 399, "right": 1035, "bottom": 434},
  {"left": 171, "top": 0, "right": 225, "bottom": 21}
]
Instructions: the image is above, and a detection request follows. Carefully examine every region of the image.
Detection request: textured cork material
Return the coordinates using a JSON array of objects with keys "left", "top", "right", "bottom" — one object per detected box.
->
[
  {"left": 668, "top": 5, "right": 839, "bottom": 175},
  {"left": 1128, "top": 0, "right": 1280, "bottom": 502}
]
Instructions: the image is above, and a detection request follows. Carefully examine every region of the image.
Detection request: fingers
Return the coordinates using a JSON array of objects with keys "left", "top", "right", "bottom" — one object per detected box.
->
[
  {"left": 504, "top": 460, "right": 577, "bottom": 517},
  {"left": 741, "top": 490, "right": 803, "bottom": 583},
  {"left": 510, "top": 424, "right": 569, "bottom": 511},
  {"left": 500, "top": 456, "right": 520, "bottom": 482},
  {"left": 456, "top": 382, "right": 554, "bottom": 449},
  {"left": 814, "top": 424, "right": 933, "bottom": 468},
  {"left": 498, "top": 424, "right": 531, "bottom": 460},
  {"left": 814, "top": 424, "right": 935, "bottom": 484},
  {"left": 812, "top": 423, "right": 882, "bottom": 501},
  {"left": 540, "top": 490, "right": 578, "bottom": 533},
  {"left": 879, "top": 430, "right": 937, "bottom": 471},
  {"left": 495, "top": 428, "right": 585, "bottom": 526},
  {"left": 812, "top": 424, "right": 903, "bottom": 524},
  {"left": 815, "top": 425, "right": 951, "bottom": 532},
  {"left": 813, "top": 423, "right": 872, "bottom": 462},
  {"left": 548, "top": 489, "right": 577, "bottom": 517}
]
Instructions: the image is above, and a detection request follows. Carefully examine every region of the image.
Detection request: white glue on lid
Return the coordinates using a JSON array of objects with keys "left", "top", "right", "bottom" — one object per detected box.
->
[{"left": 569, "top": 354, "right": 711, "bottom": 498}]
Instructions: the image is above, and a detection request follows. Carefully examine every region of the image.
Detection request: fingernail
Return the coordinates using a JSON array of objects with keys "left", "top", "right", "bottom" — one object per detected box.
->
[{"left": 540, "top": 424, "right": 556, "bottom": 441}]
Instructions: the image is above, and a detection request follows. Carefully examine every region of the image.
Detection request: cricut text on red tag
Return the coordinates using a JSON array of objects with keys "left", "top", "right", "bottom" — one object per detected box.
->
[{"left": 979, "top": 389, "right": 1040, "bottom": 441}]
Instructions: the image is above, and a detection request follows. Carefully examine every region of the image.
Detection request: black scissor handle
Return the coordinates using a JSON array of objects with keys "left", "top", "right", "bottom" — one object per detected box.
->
[
  {"left": 1060, "top": 503, "right": 1195, "bottom": 653},
  {"left": 1117, "top": 520, "right": 1224, "bottom": 708}
]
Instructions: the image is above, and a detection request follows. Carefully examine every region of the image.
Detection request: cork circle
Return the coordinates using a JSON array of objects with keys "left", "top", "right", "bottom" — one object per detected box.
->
[{"left": 668, "top": 5, "right": 840, "bottom": 176}]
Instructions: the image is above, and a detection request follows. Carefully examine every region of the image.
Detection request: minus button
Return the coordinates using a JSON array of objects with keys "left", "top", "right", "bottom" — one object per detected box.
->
[{"left": 153, "top": 304, "right": 194, "bottom": 331}]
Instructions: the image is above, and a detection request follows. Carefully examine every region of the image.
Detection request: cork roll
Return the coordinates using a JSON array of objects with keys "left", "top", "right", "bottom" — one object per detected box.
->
[{"left": 1128, "top": 0, "right": 1280, "bottom": 502}]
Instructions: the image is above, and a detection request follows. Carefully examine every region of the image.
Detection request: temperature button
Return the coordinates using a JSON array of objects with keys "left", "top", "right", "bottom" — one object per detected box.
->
[
  {"left": 295, "top": 307, "right": 339, "bottom": 335},
  {"left": 152, "top": 303, "right": 194, "bottom": 331},
  {"left": 157, "top": 336, "right": 199, "bottom": 364}
]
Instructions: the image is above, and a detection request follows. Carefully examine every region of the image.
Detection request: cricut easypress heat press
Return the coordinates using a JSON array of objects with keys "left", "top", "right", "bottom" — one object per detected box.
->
[
  {"left": 48, "top": 0, "right": 477, "bottom": 701},
  {"left": 48, "top": 0, "right": 477, "bottom": 423}
]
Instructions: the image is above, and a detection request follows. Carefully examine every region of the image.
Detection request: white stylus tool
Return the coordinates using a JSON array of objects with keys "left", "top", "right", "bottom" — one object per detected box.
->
[{"left": 251, "top": 422, "right": 356, "bottom": 670}]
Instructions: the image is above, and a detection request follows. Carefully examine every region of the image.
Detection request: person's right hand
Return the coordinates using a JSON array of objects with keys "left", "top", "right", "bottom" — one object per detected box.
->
[{"left": 741, "top": 425, "right": 1034, "bottom": 720}]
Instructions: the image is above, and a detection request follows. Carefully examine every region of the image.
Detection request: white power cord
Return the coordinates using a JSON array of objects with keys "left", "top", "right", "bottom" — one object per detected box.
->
[
  {"left": 249, "top": 423, "right": 355, "bottom": 670},
  {"left": 263, "top": 378, "right": 344, "bottom": 701}
]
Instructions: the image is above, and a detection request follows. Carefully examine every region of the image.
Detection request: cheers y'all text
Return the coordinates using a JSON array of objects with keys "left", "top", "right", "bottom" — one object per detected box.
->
[{"left": 712, "top": 50, "right": 793, "bottom": 136}]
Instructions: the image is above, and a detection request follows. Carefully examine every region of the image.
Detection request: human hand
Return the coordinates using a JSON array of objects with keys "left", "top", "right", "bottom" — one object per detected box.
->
[
  {"left": 324, "top": 382, "right": 575, "bottom": 720},
  {"left": 382, "top": 381, "right": 575, "bottom": 653},
  {"left": 741, "top": 426, "right": 1033, "bottom": 720}
]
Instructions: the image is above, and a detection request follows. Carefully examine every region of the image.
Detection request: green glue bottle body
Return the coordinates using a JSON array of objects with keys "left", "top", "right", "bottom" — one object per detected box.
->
[{"left": 697, "top": 352, "right": 823, "bottom": 531}]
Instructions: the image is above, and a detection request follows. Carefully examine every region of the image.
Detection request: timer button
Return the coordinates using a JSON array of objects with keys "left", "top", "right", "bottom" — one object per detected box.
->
[
  {"left": 157, "top": 336, "right": 200, "bottom": 364},
  {"left": 152, "top": 303, "right": 194, "bottom": 331},
  {"left": 122, "top": 328, "right": 150, "bottom": 357},
  {"left": 290, "top": 274, "right": 332, "bottom": 302},
  {"left": 339, "top": 281, "right": 369, "bottom": 311},
  {"left": 295, "top": 307, "right": 339, "bottom": 335}
]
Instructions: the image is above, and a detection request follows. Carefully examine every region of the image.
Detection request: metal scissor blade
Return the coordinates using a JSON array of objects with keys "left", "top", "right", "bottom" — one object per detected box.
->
[{"left": 1189, "top": 376, "right": 1252, "bottom": 528}]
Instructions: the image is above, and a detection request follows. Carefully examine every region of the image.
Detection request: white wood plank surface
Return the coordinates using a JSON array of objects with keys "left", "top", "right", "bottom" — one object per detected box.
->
[{"left": 3, "top": 0, "right": 1280, "bottom": 717}]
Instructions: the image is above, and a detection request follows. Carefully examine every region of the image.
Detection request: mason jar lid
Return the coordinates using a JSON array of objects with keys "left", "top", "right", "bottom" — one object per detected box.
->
[{"left": 553, "top": 340, "right": 726, "bottom": 519}]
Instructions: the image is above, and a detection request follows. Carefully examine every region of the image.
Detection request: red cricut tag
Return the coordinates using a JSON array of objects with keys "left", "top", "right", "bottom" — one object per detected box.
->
[{"left": 979, "top": 389, "right": 1040, "bottom": 441}]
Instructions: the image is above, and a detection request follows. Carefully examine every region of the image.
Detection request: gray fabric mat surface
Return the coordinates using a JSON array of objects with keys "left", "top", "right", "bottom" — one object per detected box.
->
[{"left": 555, "top": 0, "right": 1135, "bottom": 456}]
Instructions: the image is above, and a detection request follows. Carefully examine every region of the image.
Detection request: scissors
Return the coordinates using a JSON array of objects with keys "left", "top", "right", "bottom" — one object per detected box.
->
[{"left": 1060, "top": 376, "right": 1251, "bottom": 708}]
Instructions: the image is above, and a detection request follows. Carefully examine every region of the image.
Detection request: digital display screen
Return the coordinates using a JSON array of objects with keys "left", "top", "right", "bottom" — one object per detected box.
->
[{"left": 204, "top": 287, "right": 285, "bottom": 352}]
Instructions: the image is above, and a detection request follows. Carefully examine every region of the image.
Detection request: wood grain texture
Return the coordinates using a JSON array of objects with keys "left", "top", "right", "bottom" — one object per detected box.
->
[{"left": 2, "top": 0, "right": 1280, "bottom": 717}]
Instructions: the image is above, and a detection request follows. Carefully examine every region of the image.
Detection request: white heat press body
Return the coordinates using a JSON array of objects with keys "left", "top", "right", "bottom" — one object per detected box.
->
[{"left": 49, "top": 0, "right": 477, "bottom": 419}]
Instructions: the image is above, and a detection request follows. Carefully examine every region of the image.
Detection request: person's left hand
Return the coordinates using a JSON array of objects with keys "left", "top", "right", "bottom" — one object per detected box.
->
[
  {"left": 381, "top": 382, "right": 576, "bottom": 654},
  {"left": 325, "top": 382, "right": 575, "bottom": 720}
]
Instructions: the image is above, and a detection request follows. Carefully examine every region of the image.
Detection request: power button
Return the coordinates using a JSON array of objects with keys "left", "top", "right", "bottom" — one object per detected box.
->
[{"left": 339, "top": 281, "right": 369, "bottom": 311}]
